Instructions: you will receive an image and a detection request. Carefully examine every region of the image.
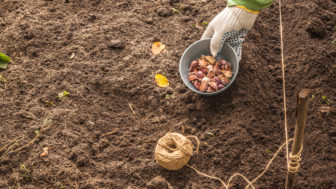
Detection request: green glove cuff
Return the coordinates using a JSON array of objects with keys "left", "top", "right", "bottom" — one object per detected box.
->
[{"left": 227, "top": 0, "right": 275, "bottom": 12}]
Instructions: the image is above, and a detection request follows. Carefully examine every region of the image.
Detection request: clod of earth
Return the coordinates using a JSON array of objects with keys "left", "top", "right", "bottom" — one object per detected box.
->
[
  {"left": 146, "top": 176, "right": 169, "bottom": 189},
  {"left": 156, "top": 7, "right": 172, "bottom": 17},
  {"left": 188, "top": 55, "right": 232, "bottom": 92},
  {"left": 179, "top": 16, "right": 191, "bottom": 22}
]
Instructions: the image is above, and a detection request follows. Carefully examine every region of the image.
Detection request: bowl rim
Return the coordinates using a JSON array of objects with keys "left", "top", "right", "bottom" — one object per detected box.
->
[{"left": 179, "top": 38, "right": 239, "bottom": 96}]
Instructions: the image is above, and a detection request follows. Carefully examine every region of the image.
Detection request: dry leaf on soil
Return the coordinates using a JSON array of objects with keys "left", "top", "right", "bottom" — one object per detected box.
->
[
  {"left": 155, "top": 74, "right": 169, "bottom": 87},
  {"left": 152, "top": 42, "right": 166, "bottom": 55}
]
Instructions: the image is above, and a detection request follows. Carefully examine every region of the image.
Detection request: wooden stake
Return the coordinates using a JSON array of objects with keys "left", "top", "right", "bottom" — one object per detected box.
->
[{"left": 285, "top": 89, "right": 309, "bottom": 189}]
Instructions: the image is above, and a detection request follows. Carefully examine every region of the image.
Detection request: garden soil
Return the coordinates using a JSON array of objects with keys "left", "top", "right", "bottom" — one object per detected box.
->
[{"left": 0, "top": 0, "right": 335, "bottom": 188}]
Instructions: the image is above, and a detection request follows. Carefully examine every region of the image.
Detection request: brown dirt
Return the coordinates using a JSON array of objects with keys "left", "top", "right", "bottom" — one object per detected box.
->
[{"left": 0, "top": 0, "right": 335, "bottom": 188}]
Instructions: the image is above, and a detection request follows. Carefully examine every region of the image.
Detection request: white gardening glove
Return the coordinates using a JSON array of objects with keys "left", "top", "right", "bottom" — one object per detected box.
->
[{"left": 201, "top": 6, "right": 258, "bottom": 61}]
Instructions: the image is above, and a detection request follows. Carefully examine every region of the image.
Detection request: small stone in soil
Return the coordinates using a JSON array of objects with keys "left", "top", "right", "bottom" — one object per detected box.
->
[
  {"left": 86, "top": 121, "right": 95, "bottom": 128},
  {"left": 109, "top": 40, "right": 124, "bottom": 49},
  {"left": 146, "top": 176, "right": 168, "bottom": 189},
  {"left": 179, "top": 16, "right": 192, "bottom": 22},
  {"left": 123, "top": 55, "right": 132, "bottom": 61}
]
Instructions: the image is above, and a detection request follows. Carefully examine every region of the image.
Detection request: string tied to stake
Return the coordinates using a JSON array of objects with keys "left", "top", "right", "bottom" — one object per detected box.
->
[{"left": 288, "top": 146, "right": 302, "bottom": 173}]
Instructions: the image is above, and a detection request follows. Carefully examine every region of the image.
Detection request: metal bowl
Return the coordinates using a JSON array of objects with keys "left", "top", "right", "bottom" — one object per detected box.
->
[{"left": 179, "top": 38, "right": 239, "bottom": 96}]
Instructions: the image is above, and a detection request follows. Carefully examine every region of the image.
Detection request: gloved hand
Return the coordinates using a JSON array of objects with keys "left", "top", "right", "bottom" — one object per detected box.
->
[{"left": 201, "top": 6, "right": 258, "bottom": 61}]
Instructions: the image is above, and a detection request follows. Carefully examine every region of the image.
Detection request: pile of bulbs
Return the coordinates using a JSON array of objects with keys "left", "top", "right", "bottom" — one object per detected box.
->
[{"left": 188, "top": 55, "right": 233, "bottom": 92}]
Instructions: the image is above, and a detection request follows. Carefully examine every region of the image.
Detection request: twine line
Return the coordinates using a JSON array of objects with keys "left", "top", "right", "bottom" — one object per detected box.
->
[
  {"left": 186, "top": 135, "right": 200, "bottom": 154},
  {"left": 279, "top": 0, "right": 303, "bottom": 174},
  {"left": 188, "top": 139, "right": 294, "bottom": 189},
  {"left": 279, "top": 0, "right": 290, "bottom": 170}
]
